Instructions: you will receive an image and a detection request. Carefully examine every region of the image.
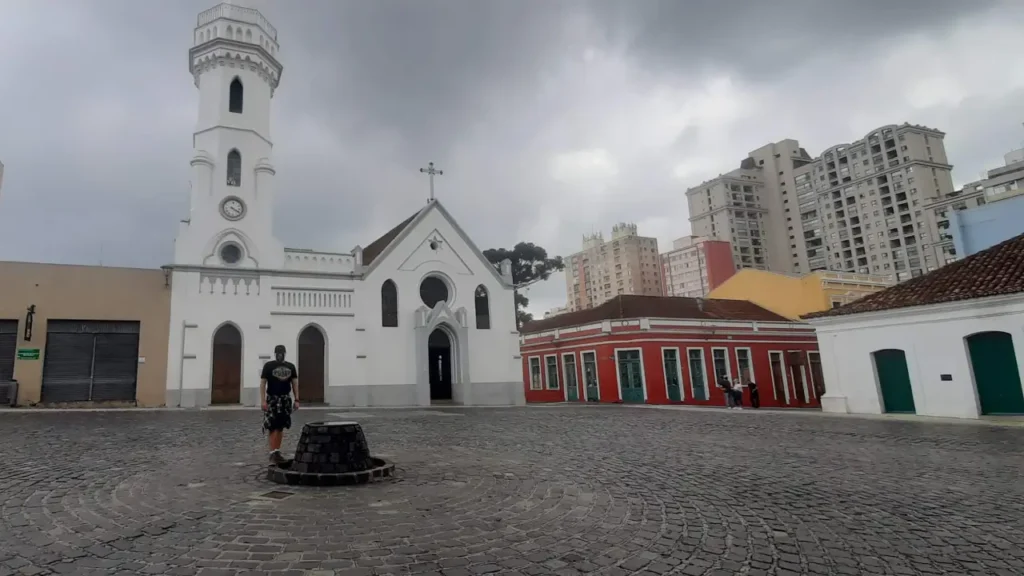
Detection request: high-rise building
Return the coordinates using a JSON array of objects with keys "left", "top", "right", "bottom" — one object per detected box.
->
[
  {"left": 564, "top": 223, "right": 662, "bottom": 311},
  {"left": 927, "top": 141, "right": 1024, "bottom": 265},
  {"left": 686, "top": 124, "right": 956, "bottom": 282},
  {"left": 660, "top": 236, "right": 735, "bottom": 297},
  {"left": 686, "top": 140, "right": 815, "bottom": 274},
  {"left": 793, "top": 124, "right": 955, "bottom": 282}
]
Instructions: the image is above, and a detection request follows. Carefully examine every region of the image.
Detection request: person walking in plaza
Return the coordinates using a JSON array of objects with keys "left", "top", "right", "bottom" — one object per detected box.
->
[
  {"left": 731, "top": 378, "right": 744, "bottom": 409},
  {"left": 261, "top": 344, "right": 299, "bottom": 464},
  {"left": 747, "top": 378, "right": 761, "bottom": 409},
  {"left": 718, "top": 375, "right": 735, "bottom": 408}
]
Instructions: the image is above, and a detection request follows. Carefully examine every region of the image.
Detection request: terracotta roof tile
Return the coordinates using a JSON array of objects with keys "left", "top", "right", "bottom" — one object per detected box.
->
[
  {"left": 803, "top": 231, "right": 1024, "bottom": 320},
  {"left": 361, "top": 210, "right": 421, "bottom": 266},
  {"left": 521, "top": 295, "right": 795, "bottom": 334}
]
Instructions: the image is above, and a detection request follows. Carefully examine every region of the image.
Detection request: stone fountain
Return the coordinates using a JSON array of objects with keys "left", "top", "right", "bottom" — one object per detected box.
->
[{"left": 267, "top": 421, "right": 394, "bottom": 486}]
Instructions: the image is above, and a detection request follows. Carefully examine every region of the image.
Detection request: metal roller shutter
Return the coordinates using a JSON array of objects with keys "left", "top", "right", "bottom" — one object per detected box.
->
[
  {"left": 0, "top": 320, "right": 16, "bottom": 382},
  {"left": 91, "top": 333, "right": 140, "bottom": 402},
  {"left": 41, "top": 333, "right": 95, "bottom": 403},
  {"left": 41, "top": 320, "right": 140, "bottom": 404}
]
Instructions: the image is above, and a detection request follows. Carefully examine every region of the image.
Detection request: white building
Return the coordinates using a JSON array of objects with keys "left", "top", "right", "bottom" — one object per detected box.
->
[
  {"left": 805, "top": 232, "right": 1024, "bottom": 419},
  {"left": 164, "top": 2, "right": 523, "bottom": 408}
]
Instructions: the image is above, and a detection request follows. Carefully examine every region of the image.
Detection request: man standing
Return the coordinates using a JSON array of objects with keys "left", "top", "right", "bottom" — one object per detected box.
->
[
  {"left": 261, "top": 344, "right": 299, "bottom": 464},
  {"left": 731, "top": 377, "right": 744, "bottom": 409},
  {"left": 747, "top": 378, "right": 761, "bottom": 409},
  {"left": 718, "top": 375, "right": 734, "bottom": 409}
]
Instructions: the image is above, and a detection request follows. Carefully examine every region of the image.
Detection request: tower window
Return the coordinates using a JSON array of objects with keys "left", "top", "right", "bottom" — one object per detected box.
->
[
  {"left": 229, "top": 78, "right": 243, "bottom": 113},
  {"left": 227, "top": 150, "right": 241, "bottom": 187}
]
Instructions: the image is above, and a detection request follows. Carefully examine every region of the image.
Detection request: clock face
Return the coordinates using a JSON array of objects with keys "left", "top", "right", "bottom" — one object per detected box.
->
[{"left": 221, "top": 198, "right": 245, "bottom": 220}]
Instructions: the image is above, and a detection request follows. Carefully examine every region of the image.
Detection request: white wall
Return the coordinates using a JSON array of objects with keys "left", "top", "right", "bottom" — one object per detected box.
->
[
  {"left": 810, "top": 294, "right": 1024, "bottom": 419},
  {"left": 362, "top": 204, "right": 520, "bottom": 388}
]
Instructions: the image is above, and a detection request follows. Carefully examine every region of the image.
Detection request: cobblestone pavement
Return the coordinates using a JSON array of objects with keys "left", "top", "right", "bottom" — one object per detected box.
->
[{"left": 1, "top": 406, "right": 1023, "bottom": 576}]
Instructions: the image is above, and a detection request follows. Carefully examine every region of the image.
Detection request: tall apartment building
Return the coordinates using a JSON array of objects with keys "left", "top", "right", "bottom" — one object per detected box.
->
[
  {"left": 564, "top": 223, "right": 662, "bottom": 311},
  {"left": 793, "top": 124, "right": 955, "bottom": 281},
  {"left": 660, "top": 236, "right": 735, "bottom": 297},
  {"left": 686, "top": 140, "right": 815, "bottom": 274},
  {"left": 926, "top": 142, "right": 1024, "bottom": 265}
]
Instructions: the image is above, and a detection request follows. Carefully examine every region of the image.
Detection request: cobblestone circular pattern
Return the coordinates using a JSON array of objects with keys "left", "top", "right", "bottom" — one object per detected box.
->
[
  {"left": 268, "top": 457, "right": 395, "bottom": 486},
  {"left": 1, "top": 406, "right": 1023, "bottom": 576}
]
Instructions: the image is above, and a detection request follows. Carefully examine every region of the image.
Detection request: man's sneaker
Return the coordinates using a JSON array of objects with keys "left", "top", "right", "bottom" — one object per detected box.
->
[{"left": 269, "top": 450, "right": 285, "bottom": 465}]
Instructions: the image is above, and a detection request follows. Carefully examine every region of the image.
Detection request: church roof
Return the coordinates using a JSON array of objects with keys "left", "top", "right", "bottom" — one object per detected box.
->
[
  {"left": 803, "top": 231, "right": 1024, "bottom": 320},
  {"left": 521, "top": 295, "right": 794, "bottom": 334},
  {"left": 361, "top": 210, "right": 421, "bottom": 266},
  {"left": 358, "top": 201, "right": 512, "bottom": 287}
]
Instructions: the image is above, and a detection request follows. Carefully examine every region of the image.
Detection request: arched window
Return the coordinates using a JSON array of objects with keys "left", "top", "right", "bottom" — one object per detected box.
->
[
  {"left": 227, "top": 149, "right": 241, "bottom": 186},
  {"left": 228, "top": 77, "right": 243, "bottom": 113},
  {"left": 474, "top": 285, "right": 490, "bottom": 329},
  {"left": 381, "top": 280, "right": 398, "bottom": 327}
]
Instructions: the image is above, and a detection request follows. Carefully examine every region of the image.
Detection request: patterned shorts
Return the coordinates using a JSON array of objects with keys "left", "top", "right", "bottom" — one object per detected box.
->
[{"left": 263, "top": 394, "right": 293, "bottom": 433}]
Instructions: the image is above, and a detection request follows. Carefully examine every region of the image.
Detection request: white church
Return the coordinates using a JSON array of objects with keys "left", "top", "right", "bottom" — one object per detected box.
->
[{"left": 165, "top": 2, "right": 524, "bottom": 408}]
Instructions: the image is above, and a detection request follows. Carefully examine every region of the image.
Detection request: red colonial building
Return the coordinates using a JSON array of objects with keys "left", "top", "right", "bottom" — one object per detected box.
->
[{"left": 521, "top": 295, "right": 823, "bottom": 408}]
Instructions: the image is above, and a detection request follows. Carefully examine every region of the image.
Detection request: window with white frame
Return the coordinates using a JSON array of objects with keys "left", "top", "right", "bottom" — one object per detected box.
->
[
  {"left": 711, "top": 348, "right": 731, "bottom": 385},
  {"left": 545, "top": 356, "right": 560, "bottom": 389},
  {"left": 529, "top": 357, "right": 542, "bottom": 390},
  {"left": 735, "top": 348, "right": 753, "bottom": 383}
]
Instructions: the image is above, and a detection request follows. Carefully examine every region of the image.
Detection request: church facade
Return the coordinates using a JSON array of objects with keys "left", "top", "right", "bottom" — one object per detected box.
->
[{"left": 165, "top": 2, "right": 524, "bottom": 408}]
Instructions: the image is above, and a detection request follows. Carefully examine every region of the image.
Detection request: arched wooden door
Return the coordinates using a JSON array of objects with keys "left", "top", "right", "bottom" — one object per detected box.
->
[
  {"left": 967, "top": 331, "right": 1024, "bottom": 415},
  {"left": 211, "top": 324, "right": 242, "bottom": 405},
  {"left": 298, "top": 326, "right": 326, "bottom": 404},
  {"left": 872, "top": 349, "right": 915, "bottom": 414}
]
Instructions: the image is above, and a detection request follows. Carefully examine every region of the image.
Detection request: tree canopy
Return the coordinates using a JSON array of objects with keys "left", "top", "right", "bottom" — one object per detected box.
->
[{"left": 483, "top": 242, "right": 565, "bottom": 329}]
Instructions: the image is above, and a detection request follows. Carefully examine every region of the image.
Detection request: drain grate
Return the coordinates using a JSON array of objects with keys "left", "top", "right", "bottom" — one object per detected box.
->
[{"left": 258, "top": 490, "right": 295, "bottom": 500}]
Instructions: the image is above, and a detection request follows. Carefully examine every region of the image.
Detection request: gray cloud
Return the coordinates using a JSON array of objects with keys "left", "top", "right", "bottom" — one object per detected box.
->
[{"left": 1, "top": 0, "right": 1023, "bottom": 317}]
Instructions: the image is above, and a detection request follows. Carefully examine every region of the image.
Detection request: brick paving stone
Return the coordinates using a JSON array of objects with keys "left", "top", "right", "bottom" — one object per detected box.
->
[{"left": 0, "top": 406, "right": 1022, "bottom": 575}]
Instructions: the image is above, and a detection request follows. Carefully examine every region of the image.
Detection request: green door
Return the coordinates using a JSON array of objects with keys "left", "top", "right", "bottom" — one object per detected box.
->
[
  {"left": 663, "top": 349, "right": 682, "bottom": 402},
  {"left": 688, "top": 349, "right": 708, "bottom": 401},
  {"left": 617, "top": 350, "right": 645, "bottom": 403},
  {"left": 563, "top": 354, "right": 579, "bottom": 402},
  {"left": 967, "top": 331, "right": 1024, "bottom": 415},
  {"left": 873, "top": 349, "right": 916, "bottom": 413},
  {"left": 582, "top": 352, "right": 600, "bottom": 401}
]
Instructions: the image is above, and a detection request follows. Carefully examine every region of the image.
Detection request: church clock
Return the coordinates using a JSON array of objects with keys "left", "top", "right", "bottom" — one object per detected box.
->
[{"left": 220, "top": 197, "right": 246, "bottom": 221}]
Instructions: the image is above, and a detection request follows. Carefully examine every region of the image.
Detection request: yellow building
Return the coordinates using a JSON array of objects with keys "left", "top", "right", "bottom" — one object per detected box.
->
[
  {"left": 0, "top": 262, "right": 171, "bottom": 407},
  {"left": 708, "top": 269, "right": 895, "bottom": 320}
]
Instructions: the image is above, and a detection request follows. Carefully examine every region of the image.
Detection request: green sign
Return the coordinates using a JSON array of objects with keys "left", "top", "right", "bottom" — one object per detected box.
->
[{"left": 16, "top": 348, "right": 40, "bottom": 360}]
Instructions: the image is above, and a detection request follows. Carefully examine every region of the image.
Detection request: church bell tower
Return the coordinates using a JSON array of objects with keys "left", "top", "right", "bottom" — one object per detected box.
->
[{"left": 174, "top": 0, "right": 284, "bottom": 268}]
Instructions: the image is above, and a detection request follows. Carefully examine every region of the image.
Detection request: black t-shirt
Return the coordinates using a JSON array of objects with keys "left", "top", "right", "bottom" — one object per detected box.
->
[{"left": 261, "top": 360, "right": 297, "bottom": 396}]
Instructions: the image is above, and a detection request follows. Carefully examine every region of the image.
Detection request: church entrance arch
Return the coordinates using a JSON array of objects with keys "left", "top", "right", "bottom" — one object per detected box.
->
[
  {"left": 297, "top": 325, "right": 326, "bottom": 404},
  {"left": 428, "top": 326, "right": 455, "bottom": 402},
  {"left": 211, "top": 323, "right": 242, "bottom": 405}
]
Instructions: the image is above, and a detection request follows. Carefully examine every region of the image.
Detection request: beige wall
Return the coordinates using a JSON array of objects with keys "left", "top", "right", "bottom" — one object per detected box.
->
[{"left": 0, "top": 262, "right": 171, "bottom": 407}]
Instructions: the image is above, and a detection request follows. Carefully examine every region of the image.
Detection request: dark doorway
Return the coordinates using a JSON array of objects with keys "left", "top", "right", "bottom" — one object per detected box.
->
[
  {"left": 298, "top": 326, "right": 326, "bottom": 404},
  {"left": 966, "top": 331, "right": 1024, "bottom": 415},
  {"left": 428, "top": 327, "right": 453, "bottom": 402},
  {"left": 211, "top": 324, "right": 242, "bottom": 405},
  {"left": 873, "top": 348, "right": 915, "bottom": 414}
]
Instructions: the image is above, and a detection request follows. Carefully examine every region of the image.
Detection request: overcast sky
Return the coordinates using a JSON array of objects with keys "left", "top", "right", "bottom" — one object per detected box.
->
[{"left": 2, "top": 0, "right": 1024, "bottom": 316}]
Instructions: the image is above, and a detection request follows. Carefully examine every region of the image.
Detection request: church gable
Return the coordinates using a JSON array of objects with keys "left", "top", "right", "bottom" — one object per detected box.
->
[
  {"left": 397, "top": 229, "right": 473, "bottom": 275},
  {"left": 362, "top": 201, "right": 510, "bottom": 287}
]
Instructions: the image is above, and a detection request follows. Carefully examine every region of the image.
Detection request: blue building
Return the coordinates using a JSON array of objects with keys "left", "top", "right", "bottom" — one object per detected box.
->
[
  {"left": 928, "top": 144, "right": 1024, "bottom": 261},
  {"left": 949, "top": 193, "right": 1024, "bottom": 257}
]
